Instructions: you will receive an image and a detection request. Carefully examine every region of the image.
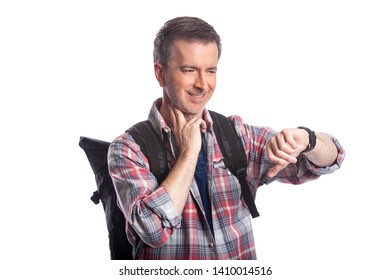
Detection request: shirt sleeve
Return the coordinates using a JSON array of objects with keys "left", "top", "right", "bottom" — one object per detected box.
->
[
  {"left": 108, "top": 133, "right": 181, "bottom": 248},
  {"left": 231, "top": 116, "right": 345, "bottom": 189}
]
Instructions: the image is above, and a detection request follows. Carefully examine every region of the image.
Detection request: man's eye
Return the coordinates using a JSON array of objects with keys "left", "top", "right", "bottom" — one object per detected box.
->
[{"left": 182, "top": 69, "right": 195, "bottom": 73}]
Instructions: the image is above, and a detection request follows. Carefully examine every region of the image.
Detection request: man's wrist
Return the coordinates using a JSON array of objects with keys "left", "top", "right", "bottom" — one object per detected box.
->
[{"left": 297, "top": 126, "right": 317, "bottom": 153}]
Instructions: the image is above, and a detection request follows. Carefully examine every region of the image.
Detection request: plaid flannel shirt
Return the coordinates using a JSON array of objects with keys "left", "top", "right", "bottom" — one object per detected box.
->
[{"left": 108, "top": 99, "right": 345, "bottom": 259}]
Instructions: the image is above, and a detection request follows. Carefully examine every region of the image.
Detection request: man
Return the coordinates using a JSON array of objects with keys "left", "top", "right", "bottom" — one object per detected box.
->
[{"left": 108, "top": 16, "right": 345, "bottom": 259}]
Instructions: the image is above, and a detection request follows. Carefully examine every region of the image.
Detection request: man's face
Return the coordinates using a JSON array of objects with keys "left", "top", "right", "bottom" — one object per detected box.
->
[{"left": 162, "top": 40, "right": 218, "bottom": 119}]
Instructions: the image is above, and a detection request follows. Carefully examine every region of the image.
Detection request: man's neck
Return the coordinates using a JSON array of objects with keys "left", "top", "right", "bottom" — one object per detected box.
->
[{"left": 159, "top": 97, "right": 204, "bottom": 128}]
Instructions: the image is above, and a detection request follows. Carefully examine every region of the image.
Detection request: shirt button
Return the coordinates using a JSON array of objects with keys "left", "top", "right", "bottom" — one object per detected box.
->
[{"left": 209, "top": 242, "right": 215, "bottom": 248}]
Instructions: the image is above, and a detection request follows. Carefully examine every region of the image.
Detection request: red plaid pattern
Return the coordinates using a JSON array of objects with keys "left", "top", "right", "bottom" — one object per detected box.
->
[{"left": 108, "top": 99, "right": 345, "bottom": 259}]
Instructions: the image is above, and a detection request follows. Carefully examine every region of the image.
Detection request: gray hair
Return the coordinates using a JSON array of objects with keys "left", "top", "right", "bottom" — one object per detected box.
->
[{"left": 153, "top": 16, "right": 222, "bottom": 67}]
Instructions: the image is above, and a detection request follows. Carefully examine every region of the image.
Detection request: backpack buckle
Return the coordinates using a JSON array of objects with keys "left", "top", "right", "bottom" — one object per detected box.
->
[
  {"left": 236, "top": 168, "right": 247, "bottom": 181},
  {"left": 90, "top": 191, "right": 100, "bottom": 205}
]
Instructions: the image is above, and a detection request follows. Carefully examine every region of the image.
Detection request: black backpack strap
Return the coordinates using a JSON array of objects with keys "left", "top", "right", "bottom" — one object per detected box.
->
[
  {"left": 126, "top": 120, "right": 169, "bottom": 186},
  {"left": 209, "top": 111, "right": 260, "bottom": 218},
  {"left": 126, "top": 120, "right": 170, "bottom": 258}
]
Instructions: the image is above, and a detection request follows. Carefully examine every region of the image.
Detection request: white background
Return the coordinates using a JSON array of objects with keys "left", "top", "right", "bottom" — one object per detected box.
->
[{"left": 1, "top": 0, "right": 389, "bottom": 279}]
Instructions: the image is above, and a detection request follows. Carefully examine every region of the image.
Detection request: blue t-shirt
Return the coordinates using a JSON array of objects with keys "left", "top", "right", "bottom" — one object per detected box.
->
[{"left": 194, "top": 135, "right": 214, "bottom": 236}]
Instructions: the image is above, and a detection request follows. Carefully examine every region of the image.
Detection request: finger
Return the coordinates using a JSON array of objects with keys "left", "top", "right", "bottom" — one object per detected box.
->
[
  {"left": 267, "top": 138, "right": 297, "bottom": 164},
  {"left": 266, "top": 143, "right": 291, "bottom": 166},
  {"left": 283, "top": 130, "right": 298, "bottom": 149},
  {"left": 267, "top": 163, "right": 286, "bottom": 178},
  {"left": 190, "top": 117, "right": 207, "bottom": 132},
  {"left": 171, "top": 106, "right": 187, "bottom": 128},
  {"left": 275, "top": 132, "right": 296, "bottom": 154}
]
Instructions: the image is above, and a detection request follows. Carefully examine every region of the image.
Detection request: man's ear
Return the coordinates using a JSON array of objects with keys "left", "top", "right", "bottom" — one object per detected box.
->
[{"left": 154, "top": 62, "right": 166, "bottom": 87}]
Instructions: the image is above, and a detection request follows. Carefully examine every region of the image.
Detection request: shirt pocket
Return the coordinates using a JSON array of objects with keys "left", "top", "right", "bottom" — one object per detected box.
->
[
  {"left": 211, "top": 159, "right": 246, "bottom": 224},
  {"left": 211, "top": 159, "right": 242, "bottom": 199}
]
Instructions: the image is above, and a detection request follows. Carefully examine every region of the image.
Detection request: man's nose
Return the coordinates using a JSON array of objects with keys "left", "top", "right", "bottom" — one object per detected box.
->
[{"left": 194, "top": 73, "right": 208, "bottom": 90}]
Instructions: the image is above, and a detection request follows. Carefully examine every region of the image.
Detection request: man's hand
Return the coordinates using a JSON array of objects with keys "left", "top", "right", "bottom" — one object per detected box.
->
[
  {"left": 265, "top": 128, "right": 309, "bottom": 178},
  {"left": 161, "top": 103, "right": 207, "bottom": 215},
  {"left": 169, "top": 104, "right": 207, "bottom": 157}
]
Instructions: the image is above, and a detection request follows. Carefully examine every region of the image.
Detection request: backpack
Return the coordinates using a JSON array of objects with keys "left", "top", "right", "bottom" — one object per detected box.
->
[{"left": 79, "top": 110, "right": 259, "bottom": 260}]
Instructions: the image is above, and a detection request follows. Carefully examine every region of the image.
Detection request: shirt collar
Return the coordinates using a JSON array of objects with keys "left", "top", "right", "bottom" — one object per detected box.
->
[{"left": 147, "top": 98, "right": 170, "bottom": 141}]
